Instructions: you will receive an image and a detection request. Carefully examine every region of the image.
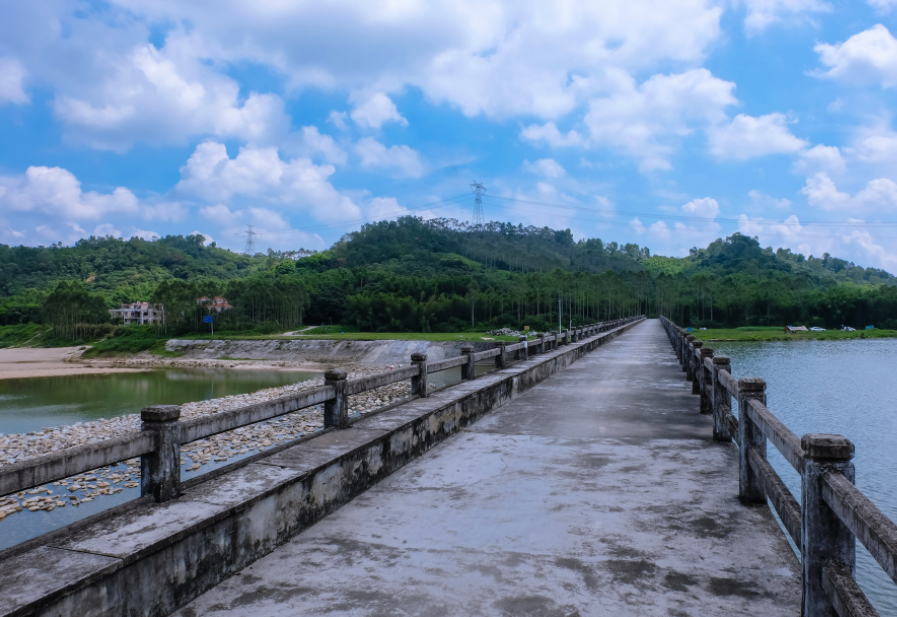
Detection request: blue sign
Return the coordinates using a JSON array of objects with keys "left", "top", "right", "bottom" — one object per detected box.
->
[{"left": 203, "top": 315, "right": 213, "bottom": 323}]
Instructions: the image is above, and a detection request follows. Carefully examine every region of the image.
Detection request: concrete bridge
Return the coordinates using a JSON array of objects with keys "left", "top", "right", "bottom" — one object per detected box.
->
[{"left": 2, "top": 318, "right": 895, "bottom": 616}]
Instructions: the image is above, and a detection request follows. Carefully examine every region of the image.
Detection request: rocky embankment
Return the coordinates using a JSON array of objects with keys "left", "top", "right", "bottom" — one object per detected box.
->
[{"left": 0, "top": 366, "right": 422, "bottom": 522}]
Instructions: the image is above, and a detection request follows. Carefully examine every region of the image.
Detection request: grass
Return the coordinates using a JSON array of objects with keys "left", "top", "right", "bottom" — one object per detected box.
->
[
  {"left": 0, "top": 324, "right": 49, "bottom": 348},
  {"left": 692, "top": 327, "right": 897, "bottom": 341}
]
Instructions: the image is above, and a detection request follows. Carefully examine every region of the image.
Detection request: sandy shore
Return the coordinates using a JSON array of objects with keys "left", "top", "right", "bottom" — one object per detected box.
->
[
  {"left": 0, "top": 347, "right": 150, "bottom": 381},
  {"left": 0, "top": 347, "right": 338, "bottom": 381}
]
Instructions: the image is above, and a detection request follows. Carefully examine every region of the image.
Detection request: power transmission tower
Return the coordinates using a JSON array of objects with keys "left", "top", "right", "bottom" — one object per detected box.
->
[
  {"left": 470, "top": 181, "right": 486, "bottom": 227},
  {"left": 243, "top": 225, "right": 256, "bottom": 255}
]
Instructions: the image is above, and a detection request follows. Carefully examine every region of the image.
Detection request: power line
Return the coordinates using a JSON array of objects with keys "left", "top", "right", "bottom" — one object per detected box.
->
[
  {"left": 483, "top": 194, "right": 897, "bottom": 228},
  {"left": 243, "top": 224, "right": 256, "bottom": 255},
  {"left": 470, "top": 181, "right": 486, "bottom": 226},
  {"left": 225, "top": 193, "right": 473, "bottom": 239}
]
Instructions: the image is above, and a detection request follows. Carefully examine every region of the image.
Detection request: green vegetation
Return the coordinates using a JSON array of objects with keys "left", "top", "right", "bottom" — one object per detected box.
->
[
  {"left": 80, "top": 326, "right": 168, "bottom": 357},
  {"left": 0, "top": 323, "right": 48, "bottom": 348},
  {"left": 695, "top": 327, "right": 897, "bottom": 341},
  {"left": 2, "top": 218, "right": 897, "bottom": 351}
]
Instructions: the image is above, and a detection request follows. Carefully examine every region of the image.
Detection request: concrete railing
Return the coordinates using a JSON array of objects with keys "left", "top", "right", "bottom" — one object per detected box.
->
[
  {"left": 0, "top": 318, "right": 640, "bottom": 508},
  {"left": 660, "top": 316, "right": 897, "bottom": 617}
]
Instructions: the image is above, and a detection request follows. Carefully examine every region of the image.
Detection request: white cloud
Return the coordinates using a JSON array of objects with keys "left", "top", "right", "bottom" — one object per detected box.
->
[
  {"left": 801, "top": 172, "right": 897, "bottom": 211},
  {"left": 583, "top": 69, "right": 737, "bottom": 171},
  {"left": 350, "top": 92, "right": 407, "bottom": 128},
  {"left": 93, "top": 223, "right": 122, "bottom": 238},
  {"left": 741, "top": 0, "right": 831, "bottom": 34},
  {"left": 134, "top": 228, "right": 161, "bottom": 241},
  {"left": 681, "top": 197, "right": 720, "bottom": 219},
  {"left": 0, "top": 166, "right": 139, "bottom": 220},
  {"left": 737, "top": 213, "right": 897, "bottom": 270},
  {"left": 749, "top": 190, "right": 793, "bottom": 209},
  {"left": 51, "top": 38, "right": 291, "bottom": 150},
  {"left": 0, "top": 57, "right": 28, "bottom": 105},
  {"left": 520, "top": 122, "right": 584, "bottom": 148},
  {"left": 523, "top": 158, "right": 566, "bottom": 178},
  {"left": 708, "top": 113, "right": 807, "bottom": 160},
  {"left": 794, "top": 144, "right": 846, "bottom": 173},
  {"left": 630, "top": 217, "right": 647, "bottom": 234},
  {"left": 177, "top": 141, "right": 362, "bottom": 221},
  {"left": 98, "top": 0, "right": 723, "bottom": 123},
  {"left": 852, "top": 125, "right": 897, "bottom": 164},
  {"left": 355, "top": 137, "right": 425, "bottom": 177},
  {"left": 284, "top": 126, "right": 347, "bottom": 165},
  {"left": 814, "top": 25, "right": 897, "bottom": 88},
  {"left": 327, "top": 111, "right": 349, "bottom": 130},
  {"left": 649, "top": 220, "right": 672, "bottom": 239},
  {"left": 365, "top": 197, "right": 411, "bottom": 221},
  {"left": 868, "top": 0, "right": 897, "bottom": 11}
]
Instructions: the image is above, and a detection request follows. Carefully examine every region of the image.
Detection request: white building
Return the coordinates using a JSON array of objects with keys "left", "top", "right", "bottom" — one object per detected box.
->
[{"left": 109, "top": 302, "right": 164, "bottom": 325}]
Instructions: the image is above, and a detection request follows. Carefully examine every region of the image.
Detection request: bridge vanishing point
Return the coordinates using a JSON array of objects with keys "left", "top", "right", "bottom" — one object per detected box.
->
[{"left": 2, "top": 318, "right": 896, "bottom": 616}]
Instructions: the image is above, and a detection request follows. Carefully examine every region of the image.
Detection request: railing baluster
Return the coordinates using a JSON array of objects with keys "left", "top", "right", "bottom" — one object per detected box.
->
[
  {"left": 711, "top": 356, "right": 733, "bottom": 442},
  {"left": 737, "top": 377, "right": 767, "bottom": 504},
  {"left": 461, "top": 345, "right": 475, "bottom": 380},
  {"left": 411, "top": 353, "right": 427, "bottom": 398},
  {"left": 801, "top": 434, "right": 856, "bottom": 617},
  {"left": 140, "top": 405, "right": 182, "bottom": 503},
  {"left": 323, "top": 369, "right": 349, "bottom": 429}
]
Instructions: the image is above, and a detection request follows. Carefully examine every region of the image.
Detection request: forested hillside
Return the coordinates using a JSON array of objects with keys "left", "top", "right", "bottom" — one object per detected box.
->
[{"left": 1, "top": 216, "right": 896, "bottom": 341}]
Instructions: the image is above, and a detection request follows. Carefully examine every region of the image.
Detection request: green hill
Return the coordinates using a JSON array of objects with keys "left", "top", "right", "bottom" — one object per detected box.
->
[{"left": 1, "top": 216, "right": 896, "bottom": 344}]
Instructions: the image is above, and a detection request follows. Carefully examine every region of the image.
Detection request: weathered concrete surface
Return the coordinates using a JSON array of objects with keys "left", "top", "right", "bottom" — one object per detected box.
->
[
  {"left": 0, "top": 320, "right": 641, "bottom": 617},
  {"left": 165, "top": 338, "right": 495, "bottom": 366},
  {"left": 174, "top": 319, "right": 799, "bottom": 616}
]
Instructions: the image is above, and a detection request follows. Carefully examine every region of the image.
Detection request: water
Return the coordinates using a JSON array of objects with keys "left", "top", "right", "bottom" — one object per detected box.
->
[
  {"left": 712, "top": 339, "right": 897, "bottom": 614},
  {"left": 0, "top": 367, "right": 322, "bottom": 549},
  {"left": 0, "top": 367, "right": 322, "bottom": 436}
]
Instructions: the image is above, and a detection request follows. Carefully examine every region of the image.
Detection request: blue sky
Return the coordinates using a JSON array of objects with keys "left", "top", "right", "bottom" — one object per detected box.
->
[{"left": 4, "top": 1, "right": 897, "bottom": 270}]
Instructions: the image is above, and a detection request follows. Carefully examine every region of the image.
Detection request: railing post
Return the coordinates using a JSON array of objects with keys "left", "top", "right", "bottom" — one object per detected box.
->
[
  {"left": 685, "top": 335, "right": 696, "bottom": 377},
  {"left": 494, "top": 342, "right": 506, "bottom": 369},
  {"left": 324, "top": 369, "right": 349, "bottom": 429},
  {"left": 140, "top": 405, "right": 182, "bottom": 503},
  {"left": 518, "top": 335, "right": 528, "bottom": 361},
  {"left": 801, "top": 434, "right": 856, "bottom": 617},
  {"left": 699, "top": 347, "right": 713, "bottom": 413},
  {"left": 682, "top": 334, "right": 695, "bottom": 372},
  {"left": 561, "top": 330, "right": 568, "bottom": 345},
  {"left": 537, "top": 333, "right": 546, "bottom": 354},
  {"left": 690, "top": 341, "right": 703, "bottom": 394},
  {"left": 711, "top": 356, "right": 732, "bottom": 441},
  {"left": 411, "top": 353, "right": 428, "bottom": 398},
  {"left": 737, "top": 377, "right": 767, "bottom": 504},
  {"left": 461, "top": 345, "right": 475, "bottom": 380}
]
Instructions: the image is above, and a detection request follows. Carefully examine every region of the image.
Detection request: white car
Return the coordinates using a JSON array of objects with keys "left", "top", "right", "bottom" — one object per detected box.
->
[
  {"left": 841, "top": 326, "right": 856, "bottom": 332},
  {"left": 809, "top": 327, "right": 826, "bottom": 332}
]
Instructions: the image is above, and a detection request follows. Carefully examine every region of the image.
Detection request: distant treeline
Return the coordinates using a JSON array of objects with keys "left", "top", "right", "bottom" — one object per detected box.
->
[{"left": 2, "top": 217, "right": 897, "bottom": 341}]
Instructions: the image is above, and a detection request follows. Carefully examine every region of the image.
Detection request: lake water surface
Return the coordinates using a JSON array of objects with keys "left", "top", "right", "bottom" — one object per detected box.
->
[
  {"left": 0, "top": 367, "right": 322, "bottom": 436},
  {"left": 712, "top": 339, "right": 897, "bottom": 614}
]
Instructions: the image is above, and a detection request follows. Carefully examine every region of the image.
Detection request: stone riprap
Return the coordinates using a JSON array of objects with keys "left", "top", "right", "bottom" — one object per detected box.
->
[
  {"left": 174, "top": 319, "right": 799, "bottom": 617},
  {"left": 0, "top": 367, "right": 417, "bottom": 523},
  {"left": 0, "top": 319, "right": 641, "bottom": 617}
]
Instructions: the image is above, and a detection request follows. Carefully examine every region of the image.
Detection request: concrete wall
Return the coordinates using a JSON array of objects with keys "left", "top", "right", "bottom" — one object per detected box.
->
[
  {"left": 0, "top": 319, "right": 643, "bottom": 617},
  {"left": 164, "top": 338, "right": 496, "bottom": 366}
]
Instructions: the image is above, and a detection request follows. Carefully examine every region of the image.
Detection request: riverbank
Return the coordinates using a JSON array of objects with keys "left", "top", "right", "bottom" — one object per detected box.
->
[
  {"left": 694, "top": 327, "right": 897, "bottom": 342},
  {"left": 0, "top": 347, "right": 151, "bottom": 381},
  {"left": 0, "top": 364, "right": 418, "bottom": 527}
]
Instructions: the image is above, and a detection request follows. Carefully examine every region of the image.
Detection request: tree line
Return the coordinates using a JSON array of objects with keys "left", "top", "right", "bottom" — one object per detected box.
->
[{"left": 2, "top": 218, "right": 897, "bottom": 341}]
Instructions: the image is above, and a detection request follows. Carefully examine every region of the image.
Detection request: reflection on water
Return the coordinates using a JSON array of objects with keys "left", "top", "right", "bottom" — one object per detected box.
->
[
  {"left": 713, "top": 339, "right": 897, "bottom": 615},
  {"left": 0, "top": 367, "right": 321, "bottom": 436}
]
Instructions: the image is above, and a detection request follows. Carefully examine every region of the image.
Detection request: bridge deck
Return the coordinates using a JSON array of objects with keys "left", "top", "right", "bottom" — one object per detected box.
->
[{"left": 174, "top": 319, "right": 799, "bottom": 616}]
